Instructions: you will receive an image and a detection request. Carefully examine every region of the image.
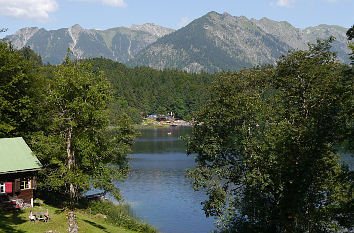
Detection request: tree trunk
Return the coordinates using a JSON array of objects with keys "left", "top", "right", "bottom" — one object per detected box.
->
[{"left": 67, "top": 125, "right": 76, "bottom": 209}]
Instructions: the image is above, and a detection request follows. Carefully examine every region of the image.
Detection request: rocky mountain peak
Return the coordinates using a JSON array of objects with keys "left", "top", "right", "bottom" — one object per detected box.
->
[
  {"left": 205, "top": 11, "right": 219, "bottom": 17},
  {"left": 222, "top": 12, "right": 232, "bottom": 17},
  {"left": 14, "top": 27, "right": 39, "bottom": 36},
  {"left": 10, "top": 27, "right": 40, "bottom": 49},
  {"left": 130, "top": 23, "right": 174, "bottom": 37},
  {"left": 69, "top": 24, "right": 84, "bottom": 32}
]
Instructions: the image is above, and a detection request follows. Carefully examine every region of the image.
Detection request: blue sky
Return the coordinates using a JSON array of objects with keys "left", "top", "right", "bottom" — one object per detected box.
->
[{"left": 0, "top": 0, "right": 353, "bottom": 37}]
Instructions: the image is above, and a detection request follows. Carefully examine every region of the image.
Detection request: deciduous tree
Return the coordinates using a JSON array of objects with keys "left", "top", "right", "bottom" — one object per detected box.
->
[
  {"left": 31, "top": 55, "right": 135, "bottom": 208},
  {"left": 187, "top": 39, "right": 353, "bottom": 232},
  {"left": 0, "top": 41, "right": 41, "bottom": 138}
]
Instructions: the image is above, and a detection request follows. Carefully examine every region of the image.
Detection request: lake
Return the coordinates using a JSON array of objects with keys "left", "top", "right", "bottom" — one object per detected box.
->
[
  {"left": 116, "top": 126, "right": 353, "bottom": 233},
  {"left": 117, "top": 126, "right": 215, "bottom": 233}
]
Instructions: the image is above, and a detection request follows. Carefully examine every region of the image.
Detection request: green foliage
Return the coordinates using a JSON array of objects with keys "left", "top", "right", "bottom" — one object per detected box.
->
[
  {"left": 84, "top": 58, "right": 213, "bottom": 121},
  {"left": 88, "top": 201, "right": 158, "bottom": 233},
  {"left": 18, "top": 46, "right": 43, "bottom": 65},
  {"left": 0, "top": 41, "right": 42, "bottom": 138},
  {"left": 347, "top": 25, "right": 354, "bottom": 65},
  {"left": 347, "top": 25, "right": 354, "bottom": 41},
  {"left": 187, "top": 39, "right": 353, "bottom": 232},
  {"left": 30, "top": 55, "right": 135, "bottom": 207},
  {"left": 339, "top": 26, "right": 354, "bottom": 153}
]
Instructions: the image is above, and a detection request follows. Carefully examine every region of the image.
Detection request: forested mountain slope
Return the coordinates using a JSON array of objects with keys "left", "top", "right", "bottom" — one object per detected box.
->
[
  {"left": 83, "top": 58, "right": 213, "bottom": 121},
  {"left": 129, "top": 12, "right": 350, "bottom": 73}
]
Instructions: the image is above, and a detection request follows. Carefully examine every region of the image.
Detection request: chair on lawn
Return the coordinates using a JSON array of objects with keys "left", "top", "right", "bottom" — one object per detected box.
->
[
  {"left": 44, "top": 209, "right": 51, "bottom": 222},
  {"left": 29, "top": 210, "right": 36, "bottom": 221}
]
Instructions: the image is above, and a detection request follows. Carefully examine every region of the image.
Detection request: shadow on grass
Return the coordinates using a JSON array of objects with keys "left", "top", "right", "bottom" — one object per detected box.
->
[
  {"left": 0, "top": 209, "right": 27, "bottom": 233},
  {"left": 36, "top": 189, "right": 67, "bottom": 209},
  {"left": 54, "top": 209, "right": 65, "bottom": 215},
  {"left": 83, "top": 219, "right": 108, "bottom": 232}
]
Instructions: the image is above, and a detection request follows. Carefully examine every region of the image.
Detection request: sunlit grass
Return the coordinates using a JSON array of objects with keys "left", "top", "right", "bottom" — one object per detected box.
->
[{"left": 0, "top": 201, "right": 138, "bottom": 233}]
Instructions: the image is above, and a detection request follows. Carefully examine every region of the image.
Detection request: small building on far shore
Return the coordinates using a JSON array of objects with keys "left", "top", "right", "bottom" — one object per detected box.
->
[{"left": 0, "top": 137, "right": 42, "bottom": 208}]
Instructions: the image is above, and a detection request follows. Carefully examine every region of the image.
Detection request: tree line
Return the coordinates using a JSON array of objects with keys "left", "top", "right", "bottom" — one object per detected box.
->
[{"left": 82, "top": 57, "right": 213, "bottom": 122}]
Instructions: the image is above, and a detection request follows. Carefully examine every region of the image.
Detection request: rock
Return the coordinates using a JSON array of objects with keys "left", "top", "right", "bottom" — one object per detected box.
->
[{"left": 66, "top": 212, "right": 79, "bottom": 233}]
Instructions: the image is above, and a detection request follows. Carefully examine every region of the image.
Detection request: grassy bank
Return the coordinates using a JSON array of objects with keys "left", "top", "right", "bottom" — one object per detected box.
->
[
  {"left": 0, "top": 200, "right": 157, "bottom": 233},
  {"left": 87, "top": 201, "right": 157, "bottom": 233}
]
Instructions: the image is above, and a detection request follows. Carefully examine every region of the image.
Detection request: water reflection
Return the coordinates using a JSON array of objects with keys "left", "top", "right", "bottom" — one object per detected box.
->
[
  {"left": 118, "top": 127, "right": 215, "bottom": 233},
  {"left": 340, "top": 152, "right": 354, "bottom": 171}
]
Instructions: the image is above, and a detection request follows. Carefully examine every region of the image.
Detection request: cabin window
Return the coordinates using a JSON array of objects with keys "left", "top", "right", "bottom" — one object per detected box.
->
[
  {"left": 0, "top": 182, "right": 5, "bottom": 193},
  {"left": 20, "top": 179, "right": 31, "bottom": 190}
]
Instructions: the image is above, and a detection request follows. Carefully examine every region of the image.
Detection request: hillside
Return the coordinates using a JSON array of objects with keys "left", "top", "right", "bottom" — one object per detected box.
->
[
  {"left": 128, "top": 12, "right": 350, "bottom": 73},
  {"left": 4, "top": 11, "right": 350, "bottom": 72},
  {"left": 5, "top": 24, "right": 174, "bottom": 64}
]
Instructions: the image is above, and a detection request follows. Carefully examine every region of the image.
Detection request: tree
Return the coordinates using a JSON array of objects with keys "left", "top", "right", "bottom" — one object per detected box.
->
[
  {"left": 347, "top": 25, "right": 354, "bottom": 41},
  {"left": 347, "top": 25, "right": 354, "bottom": 64},
  {"left": 187, "top": 39, "right": 353, "bottom": 232},
  {"left": 18, "top": 46, "right": 43, "bottom": 66},
  {"left": 339, "top": 26, "right": 354, "bottom": 153},
  {"left": 0, "top": 41, "right": 41, "bottom": 138},
  {"left": 31, "top": 55, "right": 135, "bottom": 208}
]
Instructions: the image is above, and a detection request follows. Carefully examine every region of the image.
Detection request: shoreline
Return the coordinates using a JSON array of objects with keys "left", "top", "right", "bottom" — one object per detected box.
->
[{"left": 134, "top": 119, "right": 192, "bottom": 130}]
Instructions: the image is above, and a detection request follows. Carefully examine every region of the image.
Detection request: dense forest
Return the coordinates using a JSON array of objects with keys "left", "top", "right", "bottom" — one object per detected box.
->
[{"left": 82, "top": 58, "right": 214, "bottom": 122}]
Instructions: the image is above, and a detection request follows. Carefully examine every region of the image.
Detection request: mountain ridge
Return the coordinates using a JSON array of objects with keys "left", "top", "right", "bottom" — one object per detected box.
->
[
  {"left": 128, "top": 11, "right": 350, "bottom": 73},
  {"left": 4, "top": 12, "right": 350, "bottom": 72},
  {"left": 5, "top": 23, "right": 174, "bottom": 64}
]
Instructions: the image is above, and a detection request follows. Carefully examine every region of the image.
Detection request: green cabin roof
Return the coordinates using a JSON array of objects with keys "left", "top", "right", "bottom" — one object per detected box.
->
[{"left": 0, "top": 137, "right": 42, "bottom": 174}]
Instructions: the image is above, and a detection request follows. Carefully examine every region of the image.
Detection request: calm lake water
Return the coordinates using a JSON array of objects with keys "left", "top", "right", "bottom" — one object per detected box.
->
[
  {"left": 115, "top": 127, "right": 353, "bottom": 233},
  {"left": 117, "top": 126, "right": 215, "bottom": 233}
]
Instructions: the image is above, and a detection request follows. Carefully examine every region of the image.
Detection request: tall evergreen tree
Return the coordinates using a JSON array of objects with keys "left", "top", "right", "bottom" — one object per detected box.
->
[{"left": 341, "top": 25, "right": 354, "bottom": 152}]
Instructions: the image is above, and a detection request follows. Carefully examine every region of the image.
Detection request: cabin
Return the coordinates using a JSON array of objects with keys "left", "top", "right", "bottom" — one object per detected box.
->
[{"left": 0, "top": 137, "right": 42, "bottom": 208}]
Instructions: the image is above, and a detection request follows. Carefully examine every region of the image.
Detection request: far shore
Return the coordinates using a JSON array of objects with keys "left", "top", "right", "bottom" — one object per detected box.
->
[{"left": 134, "top": 118, "right": 192, "bottom": 129}]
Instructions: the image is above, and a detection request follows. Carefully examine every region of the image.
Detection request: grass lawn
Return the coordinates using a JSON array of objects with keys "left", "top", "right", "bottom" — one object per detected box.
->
[{"left": 0, "top": 202, "right": 137, "bottom": 233}]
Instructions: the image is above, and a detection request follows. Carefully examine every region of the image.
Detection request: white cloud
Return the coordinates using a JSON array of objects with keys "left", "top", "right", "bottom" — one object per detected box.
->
[
  {"left": 177, "top": 17, "right": 192, "bottom": 28},
  {"left": 0, "top": 0, "right": 58, "bottom": 21},
  {"left": 71, "top": 0, "right": 127, "bottom": 7},
  {"left": 270, "top": 0, "right": 296, "bottom": 7},
  {"left": 101, "top": 0, "right": 126, "bottom": 7}
]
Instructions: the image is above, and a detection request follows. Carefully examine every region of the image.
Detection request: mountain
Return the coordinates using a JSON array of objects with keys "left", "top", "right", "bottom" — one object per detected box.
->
[
  {"left": 128, "top": 12, "right": 350, "bottom": 73},
  {"left": 251, "top": 18, "right": 349, "bottom": 62},
  {"left": 5, "top": 24, "right": 174, "bottom": 64},
  {"left": 129, "top": 12, "right": 292, "bottom": 73},
  {"left": 4, "top": 12, "right": 350, "bottom": 72}
]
